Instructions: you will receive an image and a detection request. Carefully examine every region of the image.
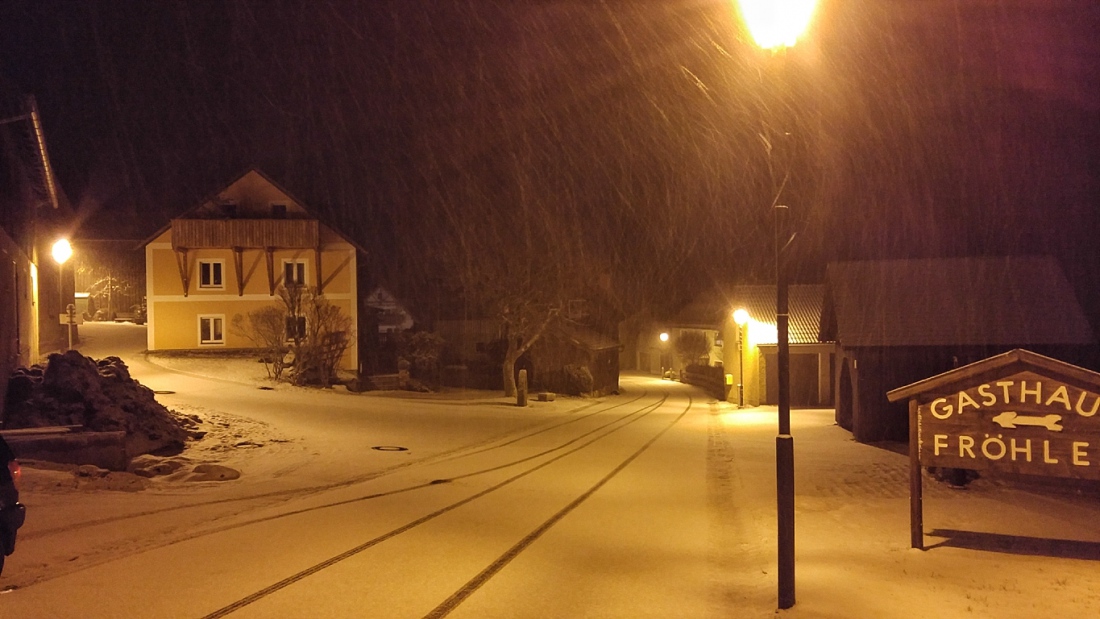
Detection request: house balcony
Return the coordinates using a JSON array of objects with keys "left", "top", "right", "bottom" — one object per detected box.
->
[{"left": 171, "top": 218, "right": 319, "bottom": 250}]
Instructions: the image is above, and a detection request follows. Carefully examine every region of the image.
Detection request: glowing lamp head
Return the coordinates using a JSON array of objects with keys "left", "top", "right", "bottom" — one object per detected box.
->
[
  {"left": 659, "top": 332, "right": 670, "bottom": 343},
  {"left": 736, "top": 0, "right": 818, "bottom": 50},
  {"left": 52, "top": 238, "right": 72, "bottom": 265},
  {"left": 733, "top": 308, "right": 750, "bottom": 326}
]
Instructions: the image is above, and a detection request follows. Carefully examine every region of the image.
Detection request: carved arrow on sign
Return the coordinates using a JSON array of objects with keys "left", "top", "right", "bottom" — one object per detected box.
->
[{"left": 991, "top": 412, "right": 1063, "bottom": 432}]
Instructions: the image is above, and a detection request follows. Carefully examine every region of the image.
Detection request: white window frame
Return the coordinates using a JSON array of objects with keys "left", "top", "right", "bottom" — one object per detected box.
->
[
  {"left": 198, "top": 314, "right": 226, "bottom": 346},
  {"left": 283, "top": 259, "right": 308, "bottom": 287},
  {"left": 198, "top": 260, "right": 225, "bottom": 290}
]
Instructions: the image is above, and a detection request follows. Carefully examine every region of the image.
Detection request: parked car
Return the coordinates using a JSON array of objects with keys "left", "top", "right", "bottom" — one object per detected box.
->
[{"left": 0, "top": 434, "right": 25, "bottom": 576}]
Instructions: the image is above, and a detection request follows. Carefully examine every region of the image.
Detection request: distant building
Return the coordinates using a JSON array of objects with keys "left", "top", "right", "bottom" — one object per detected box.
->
[
  {"left": 0, "top": 93, "right": 72, "bottom": 368},
  {"left": 141, "top": 168, "right": 363, "bottom": 371},
  {"left": 363, "top": 287, "right": 414, "bottom": 334},
  {"left": 820, "top": 256, "right": 1097, "bottom": 442},
  {"left": 654, "top": 284, "right": 833, "bottom": 407}
]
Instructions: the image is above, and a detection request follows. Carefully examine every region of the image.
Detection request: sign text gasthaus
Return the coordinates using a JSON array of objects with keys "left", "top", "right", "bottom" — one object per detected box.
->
[{"left": 919, "top": 370, "right": 1100, "bottom": 480}]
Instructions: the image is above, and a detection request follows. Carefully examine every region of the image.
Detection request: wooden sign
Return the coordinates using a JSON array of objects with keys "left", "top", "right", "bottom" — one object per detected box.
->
[
  {"left": 919, "top": 370, "right": 1100, "bottom": 480},
  {"left": 887, "top": 349, "right": 1100, "bottom": 549}
]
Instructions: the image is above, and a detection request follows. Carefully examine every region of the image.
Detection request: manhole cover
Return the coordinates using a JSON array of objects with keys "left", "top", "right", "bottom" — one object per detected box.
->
[
  {"left": 371, "top": 446, "right": 408, "bottom": 452},
  {"left": 153, "top": 390, "right": 175, "bottom": 395}
]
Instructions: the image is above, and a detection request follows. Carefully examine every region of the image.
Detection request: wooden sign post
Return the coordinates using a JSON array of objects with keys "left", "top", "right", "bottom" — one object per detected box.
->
[{"left": 888, "top": 349, "right": 1100, "bottom": 550}]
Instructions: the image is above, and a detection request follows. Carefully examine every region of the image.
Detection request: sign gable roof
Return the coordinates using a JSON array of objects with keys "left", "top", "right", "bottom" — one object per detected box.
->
[{"left": 888, "top": 348, "right": 1100, "bottom": 403}]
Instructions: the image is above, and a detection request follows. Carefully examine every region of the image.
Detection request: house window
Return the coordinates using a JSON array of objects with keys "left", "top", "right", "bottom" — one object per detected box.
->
[
  {"left": 199, "top": 315, "right": 225, "bottom": 345},
  {"left": 284, "top": 260, "right": 307, "bottom": 287},
  {"left": 286, "top": 315, "right": 307, "bottom": 341},
  {"left": 198, "top": 261, "right": 224, "bottom": 289},
  {"left": 271, "top": 203, "right": 287, "bottom": 218}
]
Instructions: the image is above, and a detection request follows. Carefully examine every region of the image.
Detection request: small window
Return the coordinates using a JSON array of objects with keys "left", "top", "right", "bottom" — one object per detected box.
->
[
  {"left": 199, "top": 315, "right": 225, "bottom": 345},
  {"left": 198, "top": 261, "right": 224, "bottom": 289},
  {"left": 286, "top": 315, "right": 307, "bottom": 341},
  {"left": 284, "top": 260, "right": 307, "bottom": 287},
  {"left": 271, "top": 203, "right": 287, "bottom": 218}
]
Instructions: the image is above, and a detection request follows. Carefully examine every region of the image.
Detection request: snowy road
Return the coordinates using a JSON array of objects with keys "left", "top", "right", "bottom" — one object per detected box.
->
[
  {"left": 4, "top": 323, "right": 1100, "bottom": 618},
  {"left": 2, "top": 324, "right": 738, "bottom": 617}
]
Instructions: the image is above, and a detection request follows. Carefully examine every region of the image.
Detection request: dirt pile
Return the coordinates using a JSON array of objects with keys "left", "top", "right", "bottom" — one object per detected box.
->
[{"left": 3, "top": 351, "right": 191, "bottom": 457}]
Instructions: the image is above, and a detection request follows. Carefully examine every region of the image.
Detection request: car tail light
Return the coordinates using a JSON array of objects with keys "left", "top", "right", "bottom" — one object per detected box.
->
[{"left": 7, "top": 460, "right": 20, "bottom": 490}]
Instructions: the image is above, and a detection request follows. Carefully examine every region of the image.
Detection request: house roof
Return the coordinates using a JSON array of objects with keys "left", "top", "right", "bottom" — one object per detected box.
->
[
  {"left": 821, "top": 256, "right": 1095, "bottom": 348},
  {"left": 138, "top": 167, "right": 367, "bottom": 254},
  {"left": 558, "top": 324, "right": 621, "bottom": 351},
  {"left": 672, "top": 284, "right": 826, "bottom": 345}
]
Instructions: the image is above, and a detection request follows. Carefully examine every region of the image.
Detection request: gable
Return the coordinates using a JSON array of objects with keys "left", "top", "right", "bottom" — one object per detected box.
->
[
  {"left": 823, "top": 256, "right": 1094, "bottom": 348},
  {"left": 192, "top": 169, "right": 310, "bottom": 219}
]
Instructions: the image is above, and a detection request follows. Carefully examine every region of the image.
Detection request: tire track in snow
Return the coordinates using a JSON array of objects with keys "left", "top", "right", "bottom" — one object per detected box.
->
[{"left": 199, "top": 390, "right": 686, "bottom": 619}]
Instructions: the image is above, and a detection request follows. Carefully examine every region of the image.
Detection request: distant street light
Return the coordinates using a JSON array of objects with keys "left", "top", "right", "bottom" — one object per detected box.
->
[
  {"left": 733, "top": 309, "right": 749, "bottom": 408},
  {"left": 659, "top": 332, "right": 671, "bottom": 379},
  {"left": 735, "top": 0, "right": 818, "bottom": 610},
  {"left": 52, "top": 238, "right": 73, "bottom": 350}
]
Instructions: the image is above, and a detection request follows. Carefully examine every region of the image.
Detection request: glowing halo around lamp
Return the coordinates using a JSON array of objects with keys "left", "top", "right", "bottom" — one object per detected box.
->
[
  {"left": 736, "top": 0, "right": 818, "bottom": 50},
  {"left": 52, "top": 238, "right": 72, "bottom": 264},
  {"left": 733, "top": 308, "right": 750, "bottom": 326}
]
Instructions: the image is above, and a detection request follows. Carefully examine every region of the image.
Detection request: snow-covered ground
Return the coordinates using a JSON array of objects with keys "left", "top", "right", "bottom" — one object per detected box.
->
[{"left": 7, "top": 322, "right": 1100, "bottom": 617}]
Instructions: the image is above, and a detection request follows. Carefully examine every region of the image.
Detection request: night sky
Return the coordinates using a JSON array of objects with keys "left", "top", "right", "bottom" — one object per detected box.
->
[{"left": 1, "top": 1, "right": 1098, "bottom": 324}]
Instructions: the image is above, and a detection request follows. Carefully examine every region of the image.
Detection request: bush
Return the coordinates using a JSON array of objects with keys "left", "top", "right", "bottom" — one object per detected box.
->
[
  {"left": 231, "top": 305, "right": 289, "bottom": 380},
  {"left": 399, "top": 331, "right": 445, "bottom": 381},
  {"left": 562, "top": 363, "right": 594, "bottom": 396}
]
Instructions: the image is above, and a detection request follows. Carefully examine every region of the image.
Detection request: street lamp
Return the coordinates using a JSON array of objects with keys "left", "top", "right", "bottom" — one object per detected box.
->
[
  {"left": 735, "top": 0, "right": 818, "bottom": 610},
  {"left": 659, "top": 332, "right": 671, "bottom": 379},
  {"left": 733, "top": 309, "right": 749, "bottom": 408},
  {"left": 736, "top": 0, "right": 818, "bottom": 51},
  {"left": 52, "top": 238, "right": 73, "bottom": 350}
]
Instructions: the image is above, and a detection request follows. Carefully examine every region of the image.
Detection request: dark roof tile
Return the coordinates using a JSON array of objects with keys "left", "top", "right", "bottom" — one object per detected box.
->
[{"left": 822, "top": 256, "right": 1094, "bottom": 347}]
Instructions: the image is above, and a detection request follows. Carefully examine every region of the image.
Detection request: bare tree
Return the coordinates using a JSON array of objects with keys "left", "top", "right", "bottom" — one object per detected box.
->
[
  {"left": 279, "top": 284, "right": 354, "bottom": 387},
  {"left": 230, "top": 306, "right": 289, "bottom": 380},
  {"left": 675, "top": 331, "right": 710, "bottom": 367}
]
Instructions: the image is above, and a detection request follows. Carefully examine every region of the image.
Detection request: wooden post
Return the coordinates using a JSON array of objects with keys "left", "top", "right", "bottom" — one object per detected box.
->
[
  {"left": 909, "top": 398, "right": 923, "bottom": 549},
  {"left": 517, "top": 369, "right": 528, "bottom": 407},
  {"left": 174, "top": 248, "right": 190, "bottom": 297},
  {"left": 233, "top": 247, "right": 245, "bottom": 296},
  {"left": 265, "top": 248, "right": 276, "bottom": 295}
]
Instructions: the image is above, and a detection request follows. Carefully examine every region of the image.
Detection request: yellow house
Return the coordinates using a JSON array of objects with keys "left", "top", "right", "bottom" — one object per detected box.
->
[{"left": 142, "top": 168, "right": 361, "bottom": 371}]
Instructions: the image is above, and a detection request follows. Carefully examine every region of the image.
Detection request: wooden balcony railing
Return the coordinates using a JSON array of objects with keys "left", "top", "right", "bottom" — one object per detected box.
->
[{"left": 171, "top": 218, "right": 319, "bottom": 249}]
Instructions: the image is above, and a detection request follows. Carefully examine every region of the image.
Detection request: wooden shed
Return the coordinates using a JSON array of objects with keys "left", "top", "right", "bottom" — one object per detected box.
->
[{"left": 821, "top": 256, "right": 1097, "bottom": 442}]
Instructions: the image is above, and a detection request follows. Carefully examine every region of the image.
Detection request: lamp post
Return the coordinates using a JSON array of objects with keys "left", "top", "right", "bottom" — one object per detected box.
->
[
  {"left": 735, "top": 0, "right": 818, "bottom": 610},
  {"left": 659, "top": 332, "right": 670, "bottom": 379},
  {"left": 733, "top": 309, "right": 749, "bottom": 408},
  {"left": 52, "top": 238, "right": 73, "bottom": 350}
]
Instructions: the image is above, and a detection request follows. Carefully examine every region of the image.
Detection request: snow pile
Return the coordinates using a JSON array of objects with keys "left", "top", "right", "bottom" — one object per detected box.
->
[{"left": 3, "top": 350, "right": 191, "bottom": 457}]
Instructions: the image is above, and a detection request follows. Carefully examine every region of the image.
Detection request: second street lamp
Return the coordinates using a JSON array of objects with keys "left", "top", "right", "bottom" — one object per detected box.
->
[
  {"left": 52, "top": 238, "right": 74, "bottom": 350},
  {"left": 733, "top": 308, "right": 749, "bottom": 408},
  {"left": 734, "top": 0, "right": 819, "bottom": 610}
]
